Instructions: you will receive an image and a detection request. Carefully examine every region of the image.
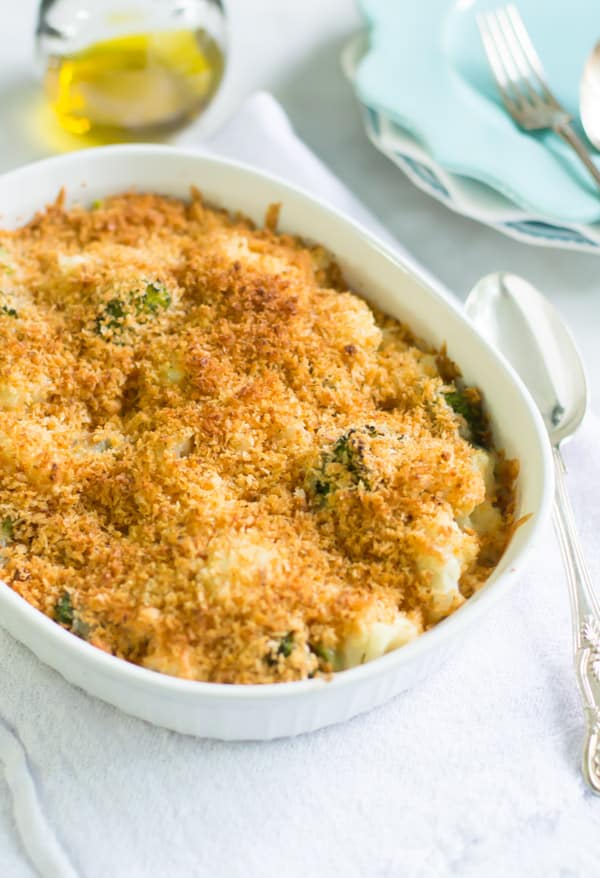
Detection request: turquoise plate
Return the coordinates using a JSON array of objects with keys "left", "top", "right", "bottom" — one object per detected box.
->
[{"left": 355, "top": 0, "right": 600, "bottom": 224}]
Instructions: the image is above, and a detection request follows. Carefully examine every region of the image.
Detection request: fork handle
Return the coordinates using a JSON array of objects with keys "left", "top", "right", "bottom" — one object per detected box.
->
[
  {"left": 553, "top": 445, "right": 600, "bottom": 794},
  {"left": 553, "top": 120, "right": 600, "bottom": 190}
]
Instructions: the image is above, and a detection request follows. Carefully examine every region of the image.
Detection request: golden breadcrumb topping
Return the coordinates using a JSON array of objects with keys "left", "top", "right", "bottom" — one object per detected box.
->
[{"left": 0, "top": 190, "right": 516, "bottom": 683}]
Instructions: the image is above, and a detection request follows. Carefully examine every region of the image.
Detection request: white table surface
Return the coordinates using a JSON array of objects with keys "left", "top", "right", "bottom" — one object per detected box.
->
[{"left": 1, "top": 0, "right": 598, "bottom": 404}]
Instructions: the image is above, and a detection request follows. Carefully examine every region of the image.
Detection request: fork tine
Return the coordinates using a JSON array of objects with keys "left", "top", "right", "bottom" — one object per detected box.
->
[
  {"left": 505, "top": 4, "right": 562, "bottom": 109},
  {"left": 478, "top": 4, "right": 600, "bottom": 190},
  {"left": 495, "top": 7, "right": 542, "bottom": 106},
  {"left": 476, "top": 12, "right": 522, "bottom": 117},
  {"left": 481, "top": 10, "right": 529, "bottom": 110}
]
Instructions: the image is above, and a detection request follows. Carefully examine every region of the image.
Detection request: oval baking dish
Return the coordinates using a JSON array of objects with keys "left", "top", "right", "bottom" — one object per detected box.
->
[{"left": 0, "top": 146, "right": 553, "bottom": 739}]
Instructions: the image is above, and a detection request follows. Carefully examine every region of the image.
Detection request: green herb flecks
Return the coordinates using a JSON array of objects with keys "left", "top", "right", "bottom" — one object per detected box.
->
[
  {"left": 309, "top": 425, "right": 379, "bottom": 502},
  {"left": 331, "top": 425, "right": 378, "bottom": 482},
  {"left": 54, "top": 591, "right": 74, "bottom": 627},
  {"left": 1, "top": 305, "right": 17, "bottom": 318},
  {"left": 313, "top": 479, "right": 331, "bottom": 498},
  {"left": 95, "top": 297, "right": 126, "bottom": 339},
  {"left": 94, "top": 282, "right": 171, "bottom": 342},
  {"left": 310, "top": 642, "right": 336, "bottom": 666},
  {"left": 278, "top": 632, "right": 294, "bottom": 658},
  {"left": 266, "top": 632, "right": 295, "bottom": 665}
]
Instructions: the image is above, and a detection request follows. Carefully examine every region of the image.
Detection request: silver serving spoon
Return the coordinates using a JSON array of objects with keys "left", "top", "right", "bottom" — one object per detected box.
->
[
  {"left": 466, "top": 272, "right": 600, "bottom": 795},
  {"left": 581, "top": 42, "right": 600, "bottom": 150}
]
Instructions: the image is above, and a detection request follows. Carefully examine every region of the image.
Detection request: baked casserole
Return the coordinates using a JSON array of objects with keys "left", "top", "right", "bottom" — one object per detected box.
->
[{"left": 0, "top": 190, "right": 516, "bottom": 683}]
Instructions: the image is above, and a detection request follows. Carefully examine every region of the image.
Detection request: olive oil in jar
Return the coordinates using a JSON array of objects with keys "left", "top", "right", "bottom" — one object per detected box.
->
[{"left": 43, "top": 28, "right": 224, "bottom": 139}]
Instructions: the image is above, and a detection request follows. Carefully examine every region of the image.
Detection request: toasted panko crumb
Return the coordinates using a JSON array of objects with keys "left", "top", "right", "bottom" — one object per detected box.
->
[{"left": 0, "top": 190, "right": 516, "bottom": 683}]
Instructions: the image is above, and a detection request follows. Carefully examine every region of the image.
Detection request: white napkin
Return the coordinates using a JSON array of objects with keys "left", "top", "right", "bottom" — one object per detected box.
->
[{"left": 1, "top": 92, "right": 598, "bottom": 878}]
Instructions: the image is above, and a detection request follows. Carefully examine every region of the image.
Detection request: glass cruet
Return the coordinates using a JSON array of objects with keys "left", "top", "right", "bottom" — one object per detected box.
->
[{"left": 36, "top": 0, "right": 227, "bottom": 140}]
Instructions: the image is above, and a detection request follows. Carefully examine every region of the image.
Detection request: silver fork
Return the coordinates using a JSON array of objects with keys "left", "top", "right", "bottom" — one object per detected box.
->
[{"left": 477, "top": 4, "right": 600, "bottom": 191}]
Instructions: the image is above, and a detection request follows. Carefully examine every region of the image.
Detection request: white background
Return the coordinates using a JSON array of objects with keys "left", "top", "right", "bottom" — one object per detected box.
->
[{"left": 0, "top": 0, "right": 599, "bottom": 403}]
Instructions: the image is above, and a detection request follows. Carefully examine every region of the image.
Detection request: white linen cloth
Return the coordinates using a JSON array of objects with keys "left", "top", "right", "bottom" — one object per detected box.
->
[{"left": 0, "top": 92, "right": 598, "bottom": 878}]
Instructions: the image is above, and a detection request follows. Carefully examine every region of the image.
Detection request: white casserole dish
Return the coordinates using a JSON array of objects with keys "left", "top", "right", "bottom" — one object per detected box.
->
[{"left": 0, "top": 145, "right": 553, "bottom": 739}]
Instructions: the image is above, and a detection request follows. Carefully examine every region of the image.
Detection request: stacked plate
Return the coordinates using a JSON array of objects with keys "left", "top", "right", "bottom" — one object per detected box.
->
[{"left": 343, "top": 0, "right": 600, "bottom": 252}]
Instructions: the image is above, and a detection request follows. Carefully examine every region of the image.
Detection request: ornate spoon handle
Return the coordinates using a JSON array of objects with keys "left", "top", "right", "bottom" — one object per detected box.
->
[{"left": 553, "top": 445, "right": 600, "bottom": 794}]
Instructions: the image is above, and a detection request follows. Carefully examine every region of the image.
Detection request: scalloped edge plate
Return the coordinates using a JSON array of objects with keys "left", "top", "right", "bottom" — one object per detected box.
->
[{"left": 343, "top": 34, "right": 600, "bottom": 253}]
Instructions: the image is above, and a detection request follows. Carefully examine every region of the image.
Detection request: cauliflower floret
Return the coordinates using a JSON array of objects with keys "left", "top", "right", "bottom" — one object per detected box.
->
[
  {"left": 415, "top": 507, "right": 478, "bottom": 623},
  {"left": 469, "top": 449, "right": 503, "bottom": 535},
  {"left": 339, "top": 611, "right": 421, "bottom": 669},
  {"left": 0, "top": 372, "right": 50, "bottom": 411},
  {"left": 198, "top": 531, "right": 285, "bottom": 603}
]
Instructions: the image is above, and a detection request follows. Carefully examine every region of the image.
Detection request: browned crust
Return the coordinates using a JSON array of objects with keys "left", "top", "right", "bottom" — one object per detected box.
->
[{"left": 0, "top": 190, "right": 516, "bottom": 683}]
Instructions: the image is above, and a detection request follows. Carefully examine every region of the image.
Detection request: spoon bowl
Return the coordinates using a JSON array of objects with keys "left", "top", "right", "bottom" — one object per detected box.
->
[
  {"left": 580, "top": 41, "right": 600, "bottom": 151},
  {"left": 466, "top": 273, "right": 589, "bottom": 446}
]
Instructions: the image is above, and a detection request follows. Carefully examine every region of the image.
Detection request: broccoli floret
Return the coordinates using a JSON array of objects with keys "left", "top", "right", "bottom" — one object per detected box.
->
[
  {"left": 309, "top": 426, "right": 379, "bottom": 501},
  {"left": 331, "top": 433, "right": 355, "bottom": 467},
  {"left": 95, "top": 297, "right": 126, "bottom": 338},
  {"left": 313, "top": 479, "right": 331, "bottom": 498},
  {"left": 1, "top": 517, "right": 14, "bottom": 547},
  {"left": 444, "top": 391, "right": 470, "bottom": 420},
  {"left": 310, "top": 642, "right": 336, "bottom": 666},
  {"left": 444, "top": 388, "right": 489, "bottom": 448},
  {"left": 54, "top": 591, "right": 74, "bottom": 627},
  {"left": 331, "top": 426, "right": 378, "bottom": 480},
  {"left": 0, "top": 248, "right": 14, "bottom": 275},
  {"left": 0, "top": 289, "right": 17, "bottom": 318},
  {"left": 53, "top": 591, "right": 90, "bottom": 639},
  {"left": 136, "top": 282, "right": 171, "bottom": 315},
  {"left": 278, "top": 632, "right": 294, "bottom": 658},
  {"left": 266, "top": 632, "right": 295, "bottom": 665},
  {"left": 94, "top": 283, "right": 171, "bottom": 341}
]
